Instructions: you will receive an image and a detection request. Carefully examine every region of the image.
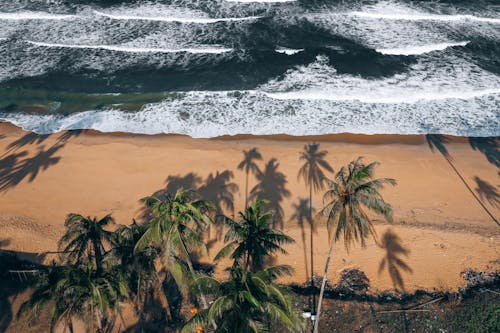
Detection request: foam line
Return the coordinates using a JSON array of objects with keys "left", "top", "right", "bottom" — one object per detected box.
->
[
  {"left": 27, "top": 41, "right": 233, "bottom": 54},
  {"left": 351, "top": 11, "right": 500, "bottom": 24},
  {"left": 0, "top": 12, "right": 77, "bottom": 20},
  {"left": 93, "top": 10, "right": 261, "bottom": 23},
  {"left": 265, "top": 88, "right": 500, "bottom": 104},
  {"left": 377, "top": 41, "right": 470, "bottom": 55},
  {"left": 275, "top": 48, "right": 304, "bottom": 55}
]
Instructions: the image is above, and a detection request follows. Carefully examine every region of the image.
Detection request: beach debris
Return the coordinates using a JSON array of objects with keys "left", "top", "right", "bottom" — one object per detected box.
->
[
  {"left": 333, "top": 268, "right": 370, "bottom": 295},
  {"left": 461, "top": 269, "right": 500, "bottom": 288}
]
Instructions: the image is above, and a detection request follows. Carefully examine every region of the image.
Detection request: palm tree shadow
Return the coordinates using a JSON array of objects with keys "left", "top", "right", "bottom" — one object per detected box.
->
[
  {"left": 474, "top": 176, "right": 500, "bottom": 208},
  {"left": 289, "top": 198, "right": 314, "bottom": 280},
  {"left": 140, "top": 171, "right": 238, "bottom": 239},
  {"left": 426, "top": 134, "right": 452, "bottom": 161},
  {"left": 198, "top": 170, "right": 239, "bottom": 240},
  {"left": 5, "top": 133, "right": 51, "bottom": 151},
  {"left": 250, "top": 158, "right": 291, "bottom": 229},
  {"left": 378, "top": 229, "right": 413, "bottom": 292},
  {"left": 469, "top": 137, "right": 499, "bottom": 168},
  {"left": 426, "top": 134, "right": 499, "bottom": 226},
  {"left": 0, "top": 144, "right": 64, "bottom": 193}
]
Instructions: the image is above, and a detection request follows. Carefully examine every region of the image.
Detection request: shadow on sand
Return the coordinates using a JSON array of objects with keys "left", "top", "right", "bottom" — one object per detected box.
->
[
  {"left": 378, "top": 229, "right": 413, "bottom": 292},
  {"left": 473, "top": 176, "right": 500, "bottom": 208},
  {"left": 425, "top": 134, "right": 499, "bottom": 226},
  {"left": 143, "top": 170, "right": 239, "bottom": 240},
  {"left": 0, "top": 247, "right": 47, "bottom": 333},
  {"left": 0, "top": 130, "right": 86, "bottom": 193},
  {"left": 289, "top": 197, "right": 314, "bottom": 281},
  {"left": 250, "top": 158, "right": 291, "bottom": 229},
  {"left": 469, "top": 137, "right": 499, "bottom": 168}
]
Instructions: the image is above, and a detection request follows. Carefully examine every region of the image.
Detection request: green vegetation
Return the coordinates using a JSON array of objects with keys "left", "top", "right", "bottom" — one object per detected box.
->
[{"left": 4, "top": 149, "right": 497, "bottom": 332}]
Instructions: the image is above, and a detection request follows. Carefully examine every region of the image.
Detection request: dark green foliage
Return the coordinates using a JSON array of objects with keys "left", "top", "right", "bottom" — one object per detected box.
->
[
  {"left": 182, "top": 266, "right": 304, "bottom": 333},
  {"left": 216, "top": 199, "right": 294, "bottom": 272}
]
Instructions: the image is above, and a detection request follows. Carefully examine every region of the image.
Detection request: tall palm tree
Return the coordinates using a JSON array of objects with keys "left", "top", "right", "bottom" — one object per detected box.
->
[
  {"left": 135, "top": 188, "right": 213, "bottom": 308},
  {"left": 313, "top": 158, "right": 395, "bottom": 333},
  {"left": 215, "top": 198, "right": 294, "bottom": 272},
  {"left": 297, "top": 143, "right": 333, "bottom": 320},
  {"left": 58, "top": 214, "right": 115, "bottom": 273},
  {"left": 19, "top": 262, "right": 128, "bottom": 333},
  {"left": 182, "top": 265, "right": 304, "bottom": 333},
  {"left": 238, "top": 147, "right": 262, "bottom": 207},
  {"left": 111, "top": 221, "right": 168, "bottom": 318}
]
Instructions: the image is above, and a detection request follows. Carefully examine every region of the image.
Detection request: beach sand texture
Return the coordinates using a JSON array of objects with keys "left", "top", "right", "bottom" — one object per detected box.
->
[{"left": 0, "top": 122, "right": 498, "bottom": 293}]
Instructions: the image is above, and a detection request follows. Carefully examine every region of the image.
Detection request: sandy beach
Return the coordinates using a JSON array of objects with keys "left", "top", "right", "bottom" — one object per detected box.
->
[{"left": 0, "top": 122, "right": 498, "bottom": 292}]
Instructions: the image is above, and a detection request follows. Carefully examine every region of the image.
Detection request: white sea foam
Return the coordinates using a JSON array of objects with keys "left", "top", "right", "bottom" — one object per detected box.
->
[
  {"left": 351, "top": 11, "right": 500, "bottom": 24},
  {"left": 376, "top": 41, "right": 470, "bottom": 55},
  {"left": 1, "top": 90, "right": 498, "bottom": 137},
  {"left": 225, "top": 0, "right": 295, "bottom": 2},
  {"left": 275, "top": 48, "right": 304, "bottom": 55},
  {"left": 265, "top": 88, "right": 500, "bottom": 104},
  {"left": 93, "top": 10, "right": 261, "bottom": 23},
  {"left": 0, "top": 12, "right": 77, "bottom": 20},
  {"left": 27, "top": 41, "right": 233, "bottom": 54}
]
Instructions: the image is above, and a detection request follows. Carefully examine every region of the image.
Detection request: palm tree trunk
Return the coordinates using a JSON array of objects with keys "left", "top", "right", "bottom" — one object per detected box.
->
[
  {"left": 309, "top": 185, "right": 315, "bottom": 314},
  {"left": 245, "top": 171, "right": 249, "bottom": 208},
  {"left": 155, "top": 282, "right": 173, "bottom": 321},
  {"left": 300, "top": 225, "right": 309, "bottom": 281},
  {"left": 313, "top": 239, "right": 334, "bottom": 333},
  {"left": 93, "top": 239, "right": 103, "bottom": 273},
  {"left": 186, "top": 259, "right": 209, "bottom": 309},
  {"left": 67, "top": 319, "right": 75, "bottom": 333}
]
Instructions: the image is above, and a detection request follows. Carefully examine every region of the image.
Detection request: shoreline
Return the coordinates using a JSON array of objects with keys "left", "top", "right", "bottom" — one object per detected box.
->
[{"left": 0, "top": 121, "right": 498, "bottom": 292}]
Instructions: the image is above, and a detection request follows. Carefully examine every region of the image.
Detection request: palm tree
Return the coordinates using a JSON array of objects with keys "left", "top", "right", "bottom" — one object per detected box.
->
[
  {"left": 182, "top": 265, "right": 304, "bottom": 333},
  {"left": 215, "top": 199, "right": 294, "bottom": 272},
  {"left": 19, "top": 262, "right": 128, "bottom": 333},
  {"left": 135, "top": 188, "right": 213, "bottom": 308},
  {"left": 313, "top": 158, "right": 395, "bottom": 333},
  {"left": 58, "top": 214, "right": 115, "bottom": 273},
  {"left": 238, "top": 147, "right": 262, "bottom": 207},
  {"left": 297, "top": 143, "right": 333, "bottom": 277},
  {"left": 111, "top": 221, "right": 168, "bottom": 318}
]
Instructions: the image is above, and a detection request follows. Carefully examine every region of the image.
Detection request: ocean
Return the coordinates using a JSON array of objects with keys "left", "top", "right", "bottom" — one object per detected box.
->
[{"left": 0, "top": 0, "right": 499, "bottom": 137}]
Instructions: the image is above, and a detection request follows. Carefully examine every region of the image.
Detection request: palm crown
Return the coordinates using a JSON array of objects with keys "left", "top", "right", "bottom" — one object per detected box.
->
[
  {"left": 215, "top": 198, "right": 294, "bottom": 272},
  {"left": 58, "top": 214, "right": 115, "bottom": 272},
  {"left": 320, "top": 157, "right": 396, "bottom": 248},
  {"left": 182, "top": 265, "right": 303, "bottom": 333}
]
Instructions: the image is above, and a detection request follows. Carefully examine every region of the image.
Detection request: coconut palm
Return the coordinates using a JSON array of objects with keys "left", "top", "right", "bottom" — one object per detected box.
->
[
  {"left": 313, "top": 157, "right": 395, "bottom": 333},
  {"left": 215, "top": 198, "right": 294, "bottom": 272},
  {"left": 237, "top": 147, "right": 262, "bottom": 207},
  {"left": 182, "top": 265, "right": 304, "bottom": 333},
  {"left": 58, "top": 214, "right": 115, "bottom": 273},
  {"left": 135, "top": 188, "right": 213, "bottom": 308},
  {"left": 19, "top": 262, "right": 128, "bottom": 333},
  {"left": 297, "top": 143, "right": 333, "bottom": 278},
  {"left": 111, "top": 221, "right": 167, "bottom": 317}
]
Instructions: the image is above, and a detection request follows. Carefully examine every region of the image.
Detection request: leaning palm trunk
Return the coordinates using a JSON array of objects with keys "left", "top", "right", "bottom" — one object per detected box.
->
[{"left": 313, "top": 240, "right": 334, "bottom": 333}]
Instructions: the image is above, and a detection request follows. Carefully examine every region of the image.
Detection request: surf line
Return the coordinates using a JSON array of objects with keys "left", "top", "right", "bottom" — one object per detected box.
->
[
  {"left": 376, "top": 41, "right": 470, "bottom": 55},
  {"left": 93, "top": 10, "right": 262, "bottom": 23},
  {"left": 26, "top": 41, "right": 233, "bottom": 54}
]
